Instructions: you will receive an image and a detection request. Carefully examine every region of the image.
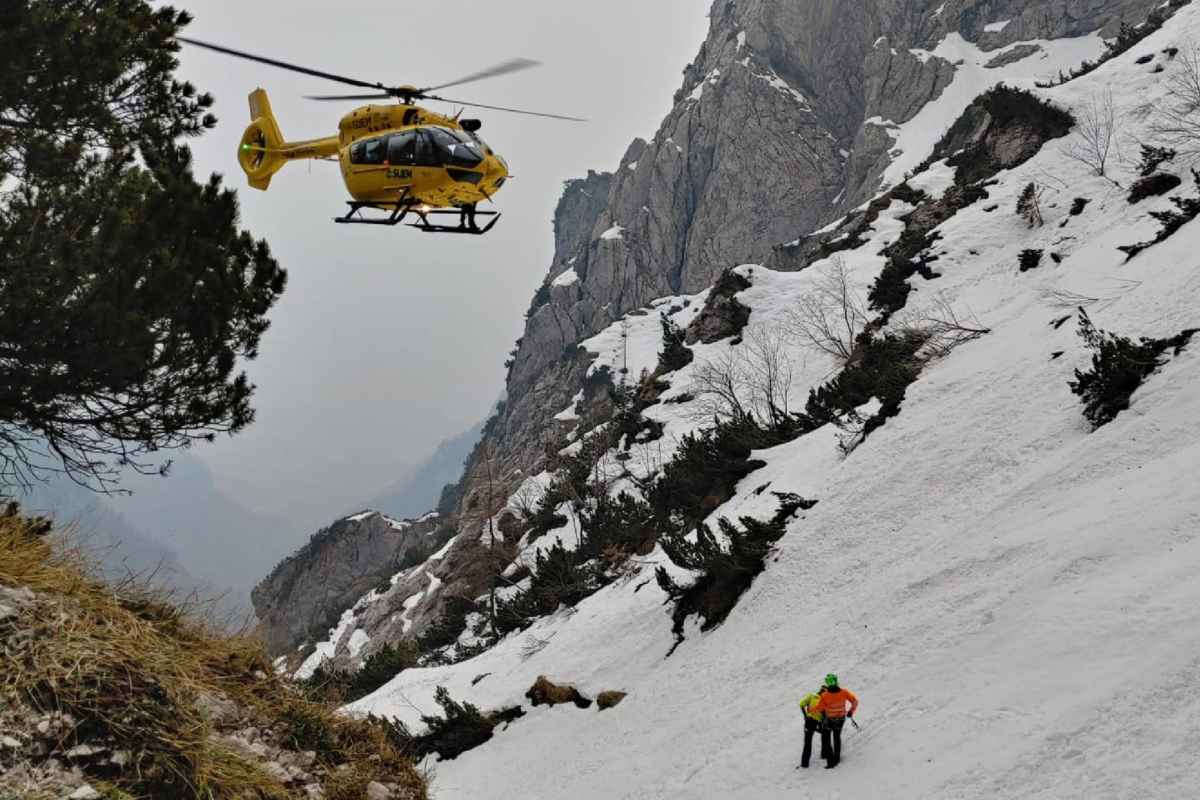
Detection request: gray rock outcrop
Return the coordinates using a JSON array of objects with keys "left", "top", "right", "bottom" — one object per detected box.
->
[
  {"left": 475, "top": 0, "right": 1158, "bottom": 500},
  {"left": 251, "top": 512, "right": 438, "bottom": 655}
]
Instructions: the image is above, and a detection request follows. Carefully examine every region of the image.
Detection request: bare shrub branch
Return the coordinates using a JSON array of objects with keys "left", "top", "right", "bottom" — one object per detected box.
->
[
  {"left": 1151, "top": 44, "right": 1200, "bottom": 156},
  {"left": 1061, "top": 89, "right": 1121, "bottom": 180},
  {"left": 784, "top": 256, "right": 869, "bottom": 363},
  {"left": 690, "top": 326, "right": 795, "bottom": 428},
  {"left": 894, "top": 295, "right": 991, "bottom": 360}
]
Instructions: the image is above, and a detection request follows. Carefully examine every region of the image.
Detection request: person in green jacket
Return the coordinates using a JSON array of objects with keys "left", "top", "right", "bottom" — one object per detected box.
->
[{"left": 798, "top": 686, "right": 826, "bottom": 768}]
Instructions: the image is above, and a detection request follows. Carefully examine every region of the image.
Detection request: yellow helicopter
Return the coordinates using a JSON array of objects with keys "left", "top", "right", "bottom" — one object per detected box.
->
[{"left": 180, "top": 38, "right": 584, "bottom": 234}]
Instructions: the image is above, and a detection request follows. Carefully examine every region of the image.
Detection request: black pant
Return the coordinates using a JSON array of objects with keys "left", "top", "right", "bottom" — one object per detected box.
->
[
  {"left": 801, "top": 717, "right": 825, "bottom": 766},
  {"left": 821, "top": 718, "right": 845, "bottom": 765}
]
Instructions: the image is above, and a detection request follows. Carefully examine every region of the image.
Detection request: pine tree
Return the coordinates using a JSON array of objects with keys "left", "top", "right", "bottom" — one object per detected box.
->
[
  {"left": 657, "top": 313, "right": 693, "bottom": 372},
  {"left": 1137, "top": 144, "right": 1177, "bottom": 177},
  {"left": 1016, "top": 182, "right": 1043, "bottom": 227},
  {"left": 1068, "top": 309, "right": 1195, "bottom": 428},
  {"left": 0, "top": 1, "right": 286, "bottom": 490}
]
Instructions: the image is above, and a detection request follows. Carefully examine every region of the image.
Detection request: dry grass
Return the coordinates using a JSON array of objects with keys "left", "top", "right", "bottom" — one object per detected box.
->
[{"left": 0, "top": 509, "right": 427, "bottom": 800}]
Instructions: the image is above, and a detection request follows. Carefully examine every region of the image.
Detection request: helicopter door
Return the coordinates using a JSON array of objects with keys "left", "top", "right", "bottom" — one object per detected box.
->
[
  {"left": 387, "top": 131, "right": 416, "bottom": 165},
  {"left": 412, "top": 130, "right": 440, "bottom": 168}
]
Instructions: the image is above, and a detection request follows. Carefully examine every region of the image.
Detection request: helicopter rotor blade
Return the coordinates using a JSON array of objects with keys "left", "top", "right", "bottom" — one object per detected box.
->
[
  {"left": 179, "top": 37, "right": 384, "bottom": 91},
  {"left": 305, "top": 93, "right": 395, "bottom": 101},
  {"left": 419, "top": 58, "right": 542, "bottom": 93},
  {"left": 425, "top": 95, "right": 587, "bottom": 122}
]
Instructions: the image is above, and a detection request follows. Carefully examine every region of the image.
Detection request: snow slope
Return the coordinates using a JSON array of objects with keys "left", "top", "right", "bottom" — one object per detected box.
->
[{"left": 350, "top": 10, "right": 1200, "bottom": 799}]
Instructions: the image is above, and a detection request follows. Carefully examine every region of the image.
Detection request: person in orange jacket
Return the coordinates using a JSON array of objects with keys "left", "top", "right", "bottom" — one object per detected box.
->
[{"left": 811, "top": 673, "right": 858, "bottom": 768}]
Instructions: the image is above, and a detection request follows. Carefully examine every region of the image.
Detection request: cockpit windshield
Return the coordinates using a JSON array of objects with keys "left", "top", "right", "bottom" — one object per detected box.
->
[{"left": 426, "top": 127, "right": 484, "bottom": 168}]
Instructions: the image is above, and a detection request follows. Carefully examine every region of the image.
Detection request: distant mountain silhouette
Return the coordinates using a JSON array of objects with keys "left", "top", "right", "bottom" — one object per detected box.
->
[
  {"left": 105, "top": 451, "right": 296, "bottom": 613},
  {"left": 353, "top": 419, "right": 483, "bottom": 519},
  {"left": 20, "top": 477, "right": 188, "bottom": 581},
  {"left": 12, "top": 476, "right": 258, "bottom": 621}
]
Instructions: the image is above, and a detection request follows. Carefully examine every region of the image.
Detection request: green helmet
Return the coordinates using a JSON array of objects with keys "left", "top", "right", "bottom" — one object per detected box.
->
[{"left": 824, "top": 673, "right": 839, "bottom": 687}]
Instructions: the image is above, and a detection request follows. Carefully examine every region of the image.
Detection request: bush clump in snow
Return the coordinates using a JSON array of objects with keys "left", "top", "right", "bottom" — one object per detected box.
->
[
  {"left": 1117, "top": 171, "right": 1200, "bottom": 260},
  {"left": 418, "top": 596, "right": 478, "bottom": 654},
  {"left": 524, "top": 431, "right": 616, "bottom": 544},
  {"left": 378, "top": 686, "right": 523, "bottom": 762},
  {"left": 647, "top": 419, "right": 775, "bottom": 529},
  {"left": 579, "top": 492, "right": 659, "bottom": 558},
  {"left": 1138, "top": 144, "right": 1177, "bottom": 177},
  {"left": 494, "top": 540, "right": 610, "bottom": 634},
  {"left": 869, "top": 253, "right": 942, "bottom": 317},
  {"left": 1069, "top": 309, "right": 1197, "bottom": 428},
  {"left": 867, "top": 179, "right": 998, "bottom": 319},
  {"left": 523, "top": 497, "right": 570, "bottom": 544},
  {"left": 1127, "top": 172, "right": 1183, "bottom": 204},
  {"left": 800, "top": 331, "right": 929, "bottom": 439},
  {"left": 301, "top": 641, "right": 420, "bottom": 704},
  {"left": 656, "top": 495, "right": 814, "bottom": 639},
  {"left": 658, "top": 313, "right": 694, "bottom": 373},
  {"left": 611, "top": 373, "right": 666, "bottom": 449},
  {"left": 1018, "top": 248, "right": 1044, "bottom": 272}
]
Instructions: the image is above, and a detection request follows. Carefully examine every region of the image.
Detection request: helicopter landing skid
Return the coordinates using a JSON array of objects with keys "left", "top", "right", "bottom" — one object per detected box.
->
[
  {"left": 334, "top": 198, "right": 413, "bottom": 226},
  {"left": 334, "top": 196, "right": 500, "bottom": 234},
  {"left": 408, "top": 208, "right": 501, "bottom": 235}
]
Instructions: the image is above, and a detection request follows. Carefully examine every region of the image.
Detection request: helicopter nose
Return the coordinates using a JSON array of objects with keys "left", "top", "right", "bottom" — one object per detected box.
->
[{"left": 485, "top": 154, "right": 509, "bottom": 189}]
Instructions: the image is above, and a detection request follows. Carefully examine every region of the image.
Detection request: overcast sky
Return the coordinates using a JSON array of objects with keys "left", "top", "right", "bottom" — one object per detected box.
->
[{"left": 170, "top": 0, "right": 713, "bottom": 529}]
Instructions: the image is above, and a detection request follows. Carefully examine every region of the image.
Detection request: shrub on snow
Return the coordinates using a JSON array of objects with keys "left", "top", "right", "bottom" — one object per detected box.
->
[{"left": 1069, "top": 309, "right": 1197, "bottom": 428}]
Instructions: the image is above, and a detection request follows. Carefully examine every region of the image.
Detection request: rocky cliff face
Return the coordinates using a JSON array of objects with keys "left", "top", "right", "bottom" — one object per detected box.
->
[
  {"left": 251, "top": 511, "right": 438, "bottom": 655},
  {"left": 473, "top": 0, "right": 1157, "bottom": 510},
  {"left": 257, "top": 0, "right": 1162, "bottom": 667}
]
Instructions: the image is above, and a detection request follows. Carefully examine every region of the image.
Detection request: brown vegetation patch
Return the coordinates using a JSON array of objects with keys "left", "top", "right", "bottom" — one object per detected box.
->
[
  {"left": 0, "top": 510, "right": 427, "bottom": 800},
  {"left": 596, "top": 690, "right": 627, "bottom": 710},
  {"left": 525, "top": 676, "right": 592, "bottom": 709}
]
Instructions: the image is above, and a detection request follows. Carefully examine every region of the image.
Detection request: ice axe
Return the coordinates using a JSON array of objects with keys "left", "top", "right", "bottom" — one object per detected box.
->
[{"left": 849, "top": 716, "right": 860, "bottom": 731}]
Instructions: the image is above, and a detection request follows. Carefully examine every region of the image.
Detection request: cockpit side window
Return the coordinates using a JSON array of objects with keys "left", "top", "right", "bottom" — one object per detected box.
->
[{"left": 350, "top": 136, "right": 386, "bottom": 165}]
